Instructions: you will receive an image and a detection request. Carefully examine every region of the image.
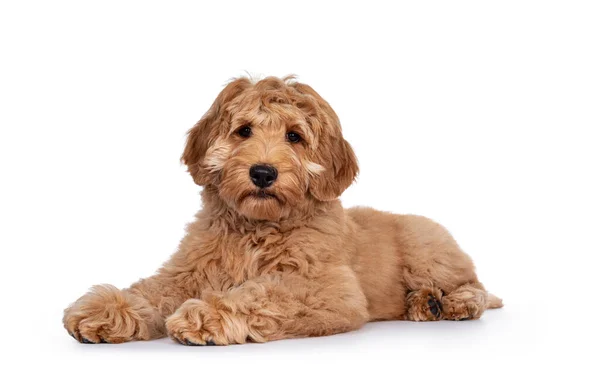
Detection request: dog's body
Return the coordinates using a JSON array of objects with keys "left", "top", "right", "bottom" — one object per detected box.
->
[{"left": 64, "top": 76, "right": 502, "bottom": 345}]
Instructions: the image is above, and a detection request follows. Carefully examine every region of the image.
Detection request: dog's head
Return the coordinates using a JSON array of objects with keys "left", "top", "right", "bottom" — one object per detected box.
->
[{"left": 182, "top": 76, "right": 358, "bottom": 221}]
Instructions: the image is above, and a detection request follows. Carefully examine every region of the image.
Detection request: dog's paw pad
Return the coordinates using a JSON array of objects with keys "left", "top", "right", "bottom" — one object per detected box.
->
[
  {"left": 184, "top": 339, "right": 201, "bottom": 346},
  {"left": 427, "top": 295, "right": 442, "bottom": 319},
  {"left": 81, "top": 337, "right": 95, "bottom": 344},
  {"left": 172, "top": 338, "right": 183, "bottom": 345},
  {"left": 183, "top": 338, "right": 216, "bottom": 346}
]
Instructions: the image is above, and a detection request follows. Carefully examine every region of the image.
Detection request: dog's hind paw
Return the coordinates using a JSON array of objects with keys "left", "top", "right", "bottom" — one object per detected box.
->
[
  {"left": 427, "top": 295, "right": 443, "bottom": 319},
  {"left": 441, "top": 288, "right": 487, "bottom": 321},
  {"left": 406, "top": 287, "right": 444, "bottom": 321}
]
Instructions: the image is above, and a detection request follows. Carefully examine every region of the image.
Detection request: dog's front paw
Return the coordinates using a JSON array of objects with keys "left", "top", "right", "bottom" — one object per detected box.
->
[
  {"left": 166, "top": 299, "right": 246, "bottom": 346},
  {"left": 63, "top": 285, "right": 160, "bottom": 343}
]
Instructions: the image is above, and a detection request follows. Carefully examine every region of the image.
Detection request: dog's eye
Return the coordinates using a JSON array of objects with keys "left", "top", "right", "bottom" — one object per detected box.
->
[
  {"left": 286, "top": 132, "right": 302, "bottom": 143},
  {"left": 237, "top": 125, "right": 252, "bottom": 138}
]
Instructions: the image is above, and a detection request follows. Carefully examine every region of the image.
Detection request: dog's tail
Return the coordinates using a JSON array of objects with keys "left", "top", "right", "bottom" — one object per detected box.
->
[{"left": 487, "top": 293, "right": 504, "bottom": 309}]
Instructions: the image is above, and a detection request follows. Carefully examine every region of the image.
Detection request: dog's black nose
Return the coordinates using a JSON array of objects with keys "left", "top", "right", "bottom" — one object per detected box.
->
[{"left": 249, "top": 164, "right": 278, "bottom": 188}]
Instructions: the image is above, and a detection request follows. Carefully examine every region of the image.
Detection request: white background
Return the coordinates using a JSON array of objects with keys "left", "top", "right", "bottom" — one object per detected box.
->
[{"left": 1, "top": 1, "right": 598, "bottom": 376}]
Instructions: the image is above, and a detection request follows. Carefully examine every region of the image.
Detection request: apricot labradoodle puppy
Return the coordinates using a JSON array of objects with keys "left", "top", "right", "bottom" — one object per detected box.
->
[{"left": 63, "top": 76, "right": 502, "bottom": 345}]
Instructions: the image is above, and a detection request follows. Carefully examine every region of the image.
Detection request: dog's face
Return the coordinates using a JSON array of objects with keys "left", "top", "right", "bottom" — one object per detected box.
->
[{"left": 182, "top": 76, "right": 358, "bottom": 221}]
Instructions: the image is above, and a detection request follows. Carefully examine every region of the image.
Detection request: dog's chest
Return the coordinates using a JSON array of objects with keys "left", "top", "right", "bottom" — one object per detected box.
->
[{"left": 200, "top": 230, "right": 321, "bottom": 288}]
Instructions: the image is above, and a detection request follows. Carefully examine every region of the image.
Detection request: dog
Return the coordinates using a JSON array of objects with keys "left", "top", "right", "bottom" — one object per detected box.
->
[{"left": 63, "top": 75, "right": 502, "bottom": 345}]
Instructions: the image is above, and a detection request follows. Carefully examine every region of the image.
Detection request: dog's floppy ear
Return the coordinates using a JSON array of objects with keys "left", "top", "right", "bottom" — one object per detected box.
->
[
  {"left": 292, "top": 82, "right": 359, "bottom": 201},
  {"left": 310, "top": 136, "right": 358, "bottom": 201},
  {"left": 182, "top": 78, "right": 251, "bottom": 185}
]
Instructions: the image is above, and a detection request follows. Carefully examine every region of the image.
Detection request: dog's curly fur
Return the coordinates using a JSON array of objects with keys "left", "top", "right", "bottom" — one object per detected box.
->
[{"left": 63, "top": 76, "right": 502, "bottom": 345}]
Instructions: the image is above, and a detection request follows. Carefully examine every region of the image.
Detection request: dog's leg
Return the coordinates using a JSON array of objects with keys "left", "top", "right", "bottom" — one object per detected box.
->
[
  {"left": 63, "top": 273, "right": 195, "bottom": 344},
  {"left": 165, "top": 267, "right": 369, "bottom": 345},
  {"left": 62, "top": 284, "right": 165, "bottom": 343},
  {"left": 395, "top": 215, "right": 503, "bottom": 321}
]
